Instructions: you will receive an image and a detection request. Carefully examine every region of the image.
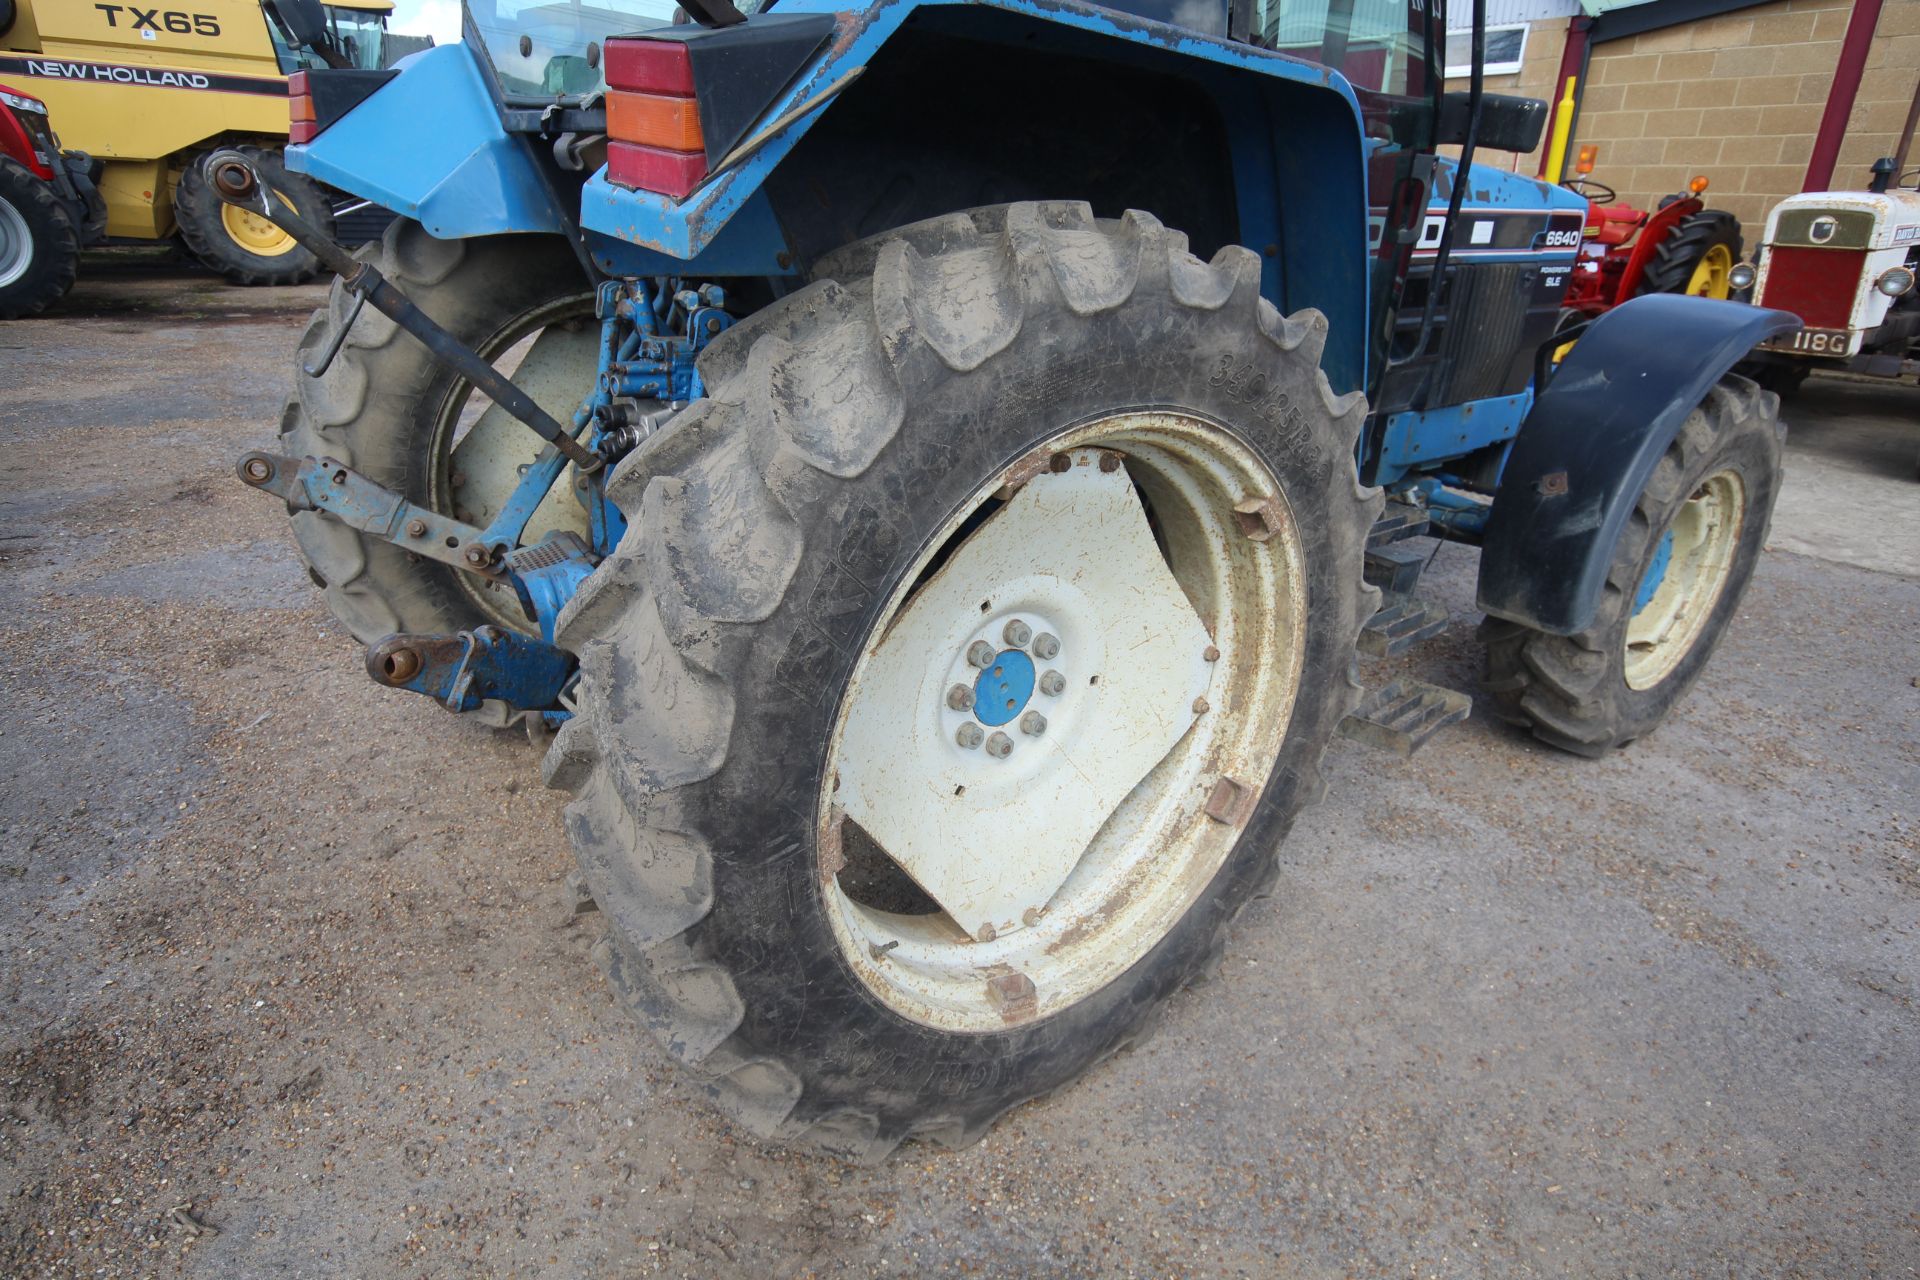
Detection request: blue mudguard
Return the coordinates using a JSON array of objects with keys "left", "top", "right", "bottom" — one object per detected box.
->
[
  {"left": 1476, "top": 294, "right": 1798, "bottom": 635},
  {"left": 287, "top": 44, "right": 567, "bottom": 239}
]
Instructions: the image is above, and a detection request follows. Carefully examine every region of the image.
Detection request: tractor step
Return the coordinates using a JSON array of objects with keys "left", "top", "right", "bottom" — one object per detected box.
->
[
  {"left": 1367, "top": 501, "right": 1431, "bottom": 547},
  {"left": 1363, "top": 542, "right": 1429, "bottom": 596},
  {"left": 1340, "top": 679, "right": 1472, "bottom": 757},
  {"left": 1357, "top": 596, "right": 1450, "bottom": 657}
]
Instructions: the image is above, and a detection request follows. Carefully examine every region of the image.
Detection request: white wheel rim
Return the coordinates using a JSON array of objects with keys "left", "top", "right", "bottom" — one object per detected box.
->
[
  {"left": 819, "top": 411, "right": 1308, "bottom": 1032},
  {"left": 0, "top": 196, "right": 34, "bottom": 290},
  {"left": 1624, "top": 468, "right": 1746, "bottom": 690}
]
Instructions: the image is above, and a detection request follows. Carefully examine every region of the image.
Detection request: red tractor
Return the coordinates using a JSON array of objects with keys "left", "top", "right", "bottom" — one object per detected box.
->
[
  {"left": 0, "top": 82, "right": 104, "bottom": 319},
  {"left": 1558, "top": 150, "right": 1746, "bottom": 324}
]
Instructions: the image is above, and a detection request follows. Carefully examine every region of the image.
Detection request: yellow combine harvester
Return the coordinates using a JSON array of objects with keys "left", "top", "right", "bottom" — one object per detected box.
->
[{"left": 0, "top": 0, "right": 396, "bottom": 283}]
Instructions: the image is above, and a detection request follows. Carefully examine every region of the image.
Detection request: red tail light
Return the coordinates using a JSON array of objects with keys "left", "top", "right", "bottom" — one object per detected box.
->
[
  {"left": 603, "top": 38, "right": 707, "bottom": 199},
  {"left": 288, "top": 70, "right": 317, "bottom": 144}
]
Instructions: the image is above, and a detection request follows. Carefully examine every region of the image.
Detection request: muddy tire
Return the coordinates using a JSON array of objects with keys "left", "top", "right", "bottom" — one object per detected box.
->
[
  {"left": 1639, "top": 210, "right": 1742, "bottom": 299},
  {"left": 1481, "top": 376, "right": 1781, "bottom": 757},
  {"left": 0, "top": 155, "right": 78, "bottom": 320},
  {"left": 279, "top": 218, "right": 594, "bottom": 643},
  {"left": 544, "top": 202, "right": 1380, "bottom": 1160},
  {"left": 175, "top": 144, "right": 333, "bottom": 286}
]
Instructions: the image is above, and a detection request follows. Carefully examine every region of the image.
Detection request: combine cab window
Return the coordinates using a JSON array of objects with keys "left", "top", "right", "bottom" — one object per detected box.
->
[{"left": 326, "top": 7, "right": 391, "bottom": 70}]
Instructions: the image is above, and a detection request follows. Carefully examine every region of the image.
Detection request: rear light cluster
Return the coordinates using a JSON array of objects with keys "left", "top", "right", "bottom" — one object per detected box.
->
[
  {"left": 288, "top": 70, "right": 317, "bottom": 144},
  {"left": 604, "top": 39, "right": 708, "bottom": 199}
]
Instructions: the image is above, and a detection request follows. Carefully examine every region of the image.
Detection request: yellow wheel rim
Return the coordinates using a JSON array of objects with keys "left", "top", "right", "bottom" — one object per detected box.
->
[
  {"left": 1685, "top": 244, "right": 1734, "bottom": 298},
  {"left": 219, "top": 188, "right": 301, "bottom": 258}
]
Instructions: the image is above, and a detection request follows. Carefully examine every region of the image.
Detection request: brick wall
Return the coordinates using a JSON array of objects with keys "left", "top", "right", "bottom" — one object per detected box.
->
[{"left": 1568, "top": 0, "right": 1920, "bottom": 248}]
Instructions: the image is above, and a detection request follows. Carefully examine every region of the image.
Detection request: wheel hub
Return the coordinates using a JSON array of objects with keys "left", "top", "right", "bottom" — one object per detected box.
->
[{"left": 833, "top": 447, "right": 1218, "bottom": 943}]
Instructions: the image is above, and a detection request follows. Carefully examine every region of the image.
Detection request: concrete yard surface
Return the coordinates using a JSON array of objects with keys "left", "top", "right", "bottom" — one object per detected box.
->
[{"left": 0, "top": 262, "right": 1915, "bottom": 1278}]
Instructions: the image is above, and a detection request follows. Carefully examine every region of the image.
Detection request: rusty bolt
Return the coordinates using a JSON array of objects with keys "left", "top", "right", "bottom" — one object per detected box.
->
[
  {"left": 869, "top": 939, "right": 900, "bottom": 961},
  {"left": 462, "top": 544, "right": 491, "bottom": 568},
  {"left": 1203, "top": 645, "right": 1220, "bottom": 662},
  {"left": 1039, "top": 670, "right": 1066, "bottom": 697},
  {"left": 1021, "top": 907, "right": 1042, "bottom": 927},
  {"left": 450, "top": 470, "right": 467, "bottom": 490},
  {"left": 405, "top": 517, "right": 427, "bottom": 539},
  {"left": 986, "top": 970, "right": 1037, "bottom": 1020},
  {"left": 947, "top": 683, "right": 975, "bottom": 711},
  {"left": 1020, "top": 710, "right": 1047, "bottom": 737},
  {"left": 1032, "top": 632, "right": 1060, "bottom": 660},
  {"left": 1233, "top": 496, "right": 1287, "bottom": 542},
  {"left": 975, "top": 922, "right": 998, "bottom": 944},
  {"left": 240, "top": 456, "right": 273, "bottom": 484},
  {"left": 1098, "top": 453, "right": 1122, "bottom": 474},
  {"left": 1049, "top": 453, "right": 1073, "bottom": 473},
  {"left": 956, "top": 722, "right": 984, "bottom": 750},
  {"left": 985, "top": 731, "right": 1014, "bottom": 759},
  {"left": 1192, "top": 696, "right": 1210, "bottom": 715},
  {"left": 1537, "top": 470, "right": 1570, "bottom": 497},
  {"left": 968, "top": 640, "right": 997, "bottom": 668},
  {"left": 1002, "top": 619, "right": 1032, "bottom": 648},
  {"left": 1204, "top": 776, "right": 1252, "bottom": 825}
]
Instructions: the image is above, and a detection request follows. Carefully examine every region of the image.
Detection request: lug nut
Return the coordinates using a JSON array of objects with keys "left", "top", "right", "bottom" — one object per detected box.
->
[
  {"left": 1099, "top": 453, "right": 1122, "bottom": 473},
  {"left": 956, "top": 723, "right": 985, "bottom": 750},
  {"left": 1032, "top": 632, "right": 1060, "bottom": 660},
  {"left": 947, "top": 683, "right": 975, "bottom": 711},
  {"left": 1039, "top": 670, "right": 1066, "bottom": 697},
  {"left": 985, "top": 732, "right": 1014, "bottom": 759},
  {"left": 1002, "top": 619, "right": 1032, "bottom": 648},
  {"left": 1020, "top": 710, "right": 1047, "bottom": 736},
  {"left": 405, "top": 517, "right": 428, "bottom": 539},
  {"left": 968, "top": 641, "right": 997, "bottom": 668},
  {"left": 1192, "top": 696, "right": 1210, "bottom": 715},
  {"left": 1203, "top": 645, "right": 1220, "bottom": 662}
]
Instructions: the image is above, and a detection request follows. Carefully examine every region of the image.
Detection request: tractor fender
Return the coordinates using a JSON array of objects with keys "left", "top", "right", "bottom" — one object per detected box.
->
[
  {"left": 288, "top": 44, "right": 564, "bottom": 239},
  {"left": 1475, "top": 293, "right": 1797, "bottom": 635}
]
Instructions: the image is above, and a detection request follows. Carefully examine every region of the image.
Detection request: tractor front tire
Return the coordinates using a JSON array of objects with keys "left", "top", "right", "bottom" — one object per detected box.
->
[
  {"left": 1481, "top": 376, "right": 1781, "bottom": 757},
  {"left": 1640, "top": 210, "right": 1743, "bottom": 299},
  {"left": 279, "top": 218, "right": 594, "bottom": 644},
  {"left": 175, "top": 145, "right": 333, "bottom": 286},
  {"left": 0, "top": 155, "right": 78, "bottom": 320},
  {"left": 544, "top": 203, "right": 1380, "bottom": 1160}
]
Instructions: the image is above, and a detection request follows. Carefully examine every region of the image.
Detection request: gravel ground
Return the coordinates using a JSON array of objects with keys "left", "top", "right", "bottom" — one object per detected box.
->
[{"left": 1, "top": 258, "right": 1915, "bottom": 1279}]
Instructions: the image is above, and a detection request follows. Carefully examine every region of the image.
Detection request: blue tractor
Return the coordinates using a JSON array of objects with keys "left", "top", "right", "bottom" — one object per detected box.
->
[{"left": 222, "top": 0, "right": 1797, "bottom": 1159}]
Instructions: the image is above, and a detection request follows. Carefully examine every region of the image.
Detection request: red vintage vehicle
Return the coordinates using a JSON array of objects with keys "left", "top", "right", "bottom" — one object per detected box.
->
[
  {"left": 0, "top": 81, "right": 104, "bottom": 319},
  {"left": 1558, "top": 149, "right": 1745, "bottom": 323}
]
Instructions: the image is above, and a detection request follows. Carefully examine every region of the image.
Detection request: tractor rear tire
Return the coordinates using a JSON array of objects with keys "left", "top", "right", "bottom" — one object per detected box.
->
[
  {"left": 278, "top": 218, "right": 595, "bottom": 645},
  {"left": 175, "top": 145, "right": 333, "bottom": 286},
  {"left": 1639, "top": 210, "right": 1742, "bottom": 299},
  {"left": 0, "top": 155, "right": 78, "bottom": 320},
  {"left": 1481, "top": 375, "right": 1781, "bottom": 757},
  {"left": 543, "top": 203, "right": 1380, "bottom": 1160}
]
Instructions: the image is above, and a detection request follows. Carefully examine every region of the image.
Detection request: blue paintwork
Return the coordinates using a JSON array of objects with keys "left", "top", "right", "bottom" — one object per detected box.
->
[
  {"left": 515, "top": 551, "right": 598, "bottom": 644},
  {"left": 1633, "top": 529, "right": 1674, "bottom": 616},
  {"left": 1478, "top": 294, "right": 1798, "bottom": 635},
  {"left": 1378, "top": 392, "right": 1532, "bottom": 485},
  {"left": 287, "top": 44, "right": 564, "bottom": 239},
  {"left": 393, "top": 626, "right": 577, "bottom": 713},
  {"left": 972, "top": 650, "right": 1036, "bottom": 727}
]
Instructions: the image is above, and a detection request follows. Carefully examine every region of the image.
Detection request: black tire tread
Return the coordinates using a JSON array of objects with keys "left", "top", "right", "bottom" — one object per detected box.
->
[
  {"left": 0, "top": 155, "right": 79, "bottom": 320},
  {"left": 1482, "top": 376, "right": 1779, "bottom": 757},
  {"left": 542, "top": 202, "right": 1380, "bottom": 1160},
  {"left": 1640, "top": 210, "right": 1743, "bottom": 297}
]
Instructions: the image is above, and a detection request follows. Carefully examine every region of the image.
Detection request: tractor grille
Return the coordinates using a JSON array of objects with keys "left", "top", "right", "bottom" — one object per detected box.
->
[
  {"left": 1434, "top": 262, "right": 1534, "bottom": 406},
  {"left": 1760, "top": 246, "right": 1864, "bottom": 330}
]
